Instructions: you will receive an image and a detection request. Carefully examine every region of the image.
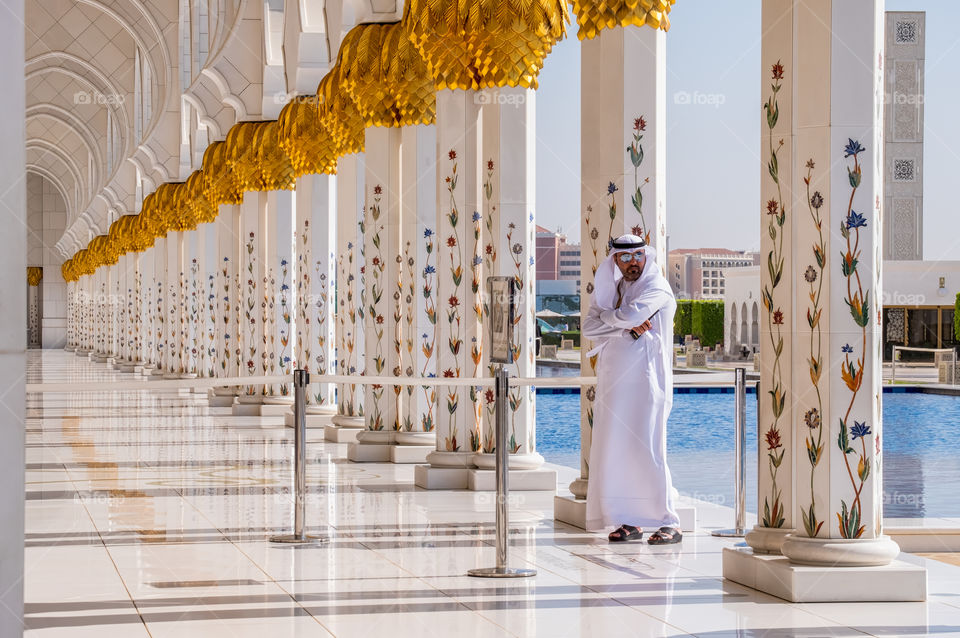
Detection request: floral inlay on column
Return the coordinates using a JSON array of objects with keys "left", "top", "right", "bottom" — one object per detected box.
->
[
  {"left": 443, "top": 150, "right": 462, "bottom": 452},
  {"left": 337, "top": 244, "right": 359, "bottom": 416},
  {"left": 505, "top": 220, "right": 525, "bottom": 454},
  {"left": 263, "top": 262, "right": 276, "bottom": 395},
  {"left": 420, "top": 229, "right": 437, "bottom": 432},
  {"left": 313, "top": 264, "right": 329, "bottom": 405},
  {"left": 801, "top": 159, "right": 826, "bottom": 537},
  {"left": 244, "top": 232, "right": 257, "bottom": 395},
  {"left": 189, "top": 258, "right": 200, "bottom": 375},
  {"left": 760, "top": 59, "right": 787, "bottom": 529},
  {"left": 837, "top": 138, "right": 872, "bottom": 539},
  {"left": 156, "top": 280, "right": 164, "bottom": 366},
  {"left": 469, "top": 207, "right": 484, "bottom": 452},
  {"left": 481, "top": 159, "right": 497, "bottom": 453},
  {"left": 278, "top": 258, "right": 291, "bottom": 394},
  {"left": 207, "top": 274, "right": 216, "bottom": 376},
  {"left": 221, "top": 257, "right": 232, "bottom": 376},
  {"left": 367, "top": 184, "right": 386, "bottom": 431},
  {"left": 400, "top": 244, "right": 415, "bottom": 431},
  {"left": 627, "top": 116, "right": 652, "bottom": 244}
]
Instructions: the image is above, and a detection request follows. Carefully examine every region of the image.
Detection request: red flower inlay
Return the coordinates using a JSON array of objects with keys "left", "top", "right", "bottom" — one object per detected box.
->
[
  {"left": 765, "top": 428, "right": 783, "bottom": 450},
  {"left": 766, "top": 199, "right": 779, "bottom": 215},
  {"left": 447, "top": 236, "right": 457, "bottom": 247},
  {"left": 772, "top": 61, "right": 784, "bottom": 80},
  {"left": 448, "top": 150, "right": 457, "bottom": 160},
  {"left": 634, "top": 116, "right": 647, "bottom": 131},
  {"left": 443, "top": 369, "right": 455, "bottom": 378},
  {"left": 773, "top": 309, "right": 784, "bottom": 325},
  {"left": 448, "top": 295, "right": 459, "bottom": 308}
]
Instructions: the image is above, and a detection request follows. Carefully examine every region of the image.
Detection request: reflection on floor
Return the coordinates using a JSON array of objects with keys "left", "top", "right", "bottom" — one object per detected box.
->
[{"left": 24, "top": 351, "right": 960, "bottom": 637}]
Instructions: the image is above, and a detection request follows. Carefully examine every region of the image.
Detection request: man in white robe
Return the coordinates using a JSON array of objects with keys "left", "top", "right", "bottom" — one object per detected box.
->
[{"left": 582, "top": 234, "right": 681, "bottom": 543}]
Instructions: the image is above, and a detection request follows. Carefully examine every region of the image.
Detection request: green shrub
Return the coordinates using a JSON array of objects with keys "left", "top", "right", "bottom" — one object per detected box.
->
[
  {"left": 540, "top": 331, "right": 580, "bottom": 348},
  {"left": 691, "top": 300, "right": 725, "bottom": 348},
  {"left": 674, "top": 301, "right": 693, "bottom": 338},
  {"left": 955, "top": 292, "right": 960, "bottom": 342}
]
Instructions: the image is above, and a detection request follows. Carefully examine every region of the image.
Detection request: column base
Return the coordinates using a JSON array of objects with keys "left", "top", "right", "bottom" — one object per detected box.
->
[
  {"left": 64, "top": 345, "right": 75, "bottom": 352},
  {"left": 285, "top": 412, "right": 335, "bottom": 429},
  {"left": 781, "top": 534, "right": 901, "bottom": 567},
  {"left": 472, "top": 452, "right": 544, "bottom": 471},
  {"left": 722, "top": 546, "right": 926, "bottom": 602},
  {"left": 263, "top": 395, "right": 294, "bottom": 406},
  {"left": 233, "top": 402, "right": 290, "bottom": 417},
  {"left": 414, "top": 465, "right": 469, "bottom": 489},
  {"left": 745, "top": 525, "right": 795, "bottom": 555},
  {"left": 75, "top": 349, "right": 90, "bottom": 357},
  {"left": 208, "top": 393, "right": 235, "bottom": 408},
  {"left": 395, "top": 431, "right": 436, "bottom": 446},
  {"left": 116, "top": 361, "right": 141, "bottom": 373},
  {"left": 324, "top": 425, "right": 362, "bottom": 443},
  {"left": 390, "top": 445, "right": 432, "bottom": 464},
  {"left": 468, "top": 468, "right": 557, "bottom": 491},
  {"left": 331, "top": 414, "right": 365, "bottom": 428},
  {"left": 552, "top": 495, "right": 698, "bottom": 532},
  {"left": 569, "top": 477, "right": 588, "bottom": 500},
  {"left": 91, "top": 352, "right": 113, "bottom": 364},
  {"left": 347, "top": 431, "right": 396, "bottom": 462},
  {"left": 306, "top": 404, "right": 337, "bottom": 416},
  {"left": 425, "top": 450, "right": 474, "bottom": 468}
]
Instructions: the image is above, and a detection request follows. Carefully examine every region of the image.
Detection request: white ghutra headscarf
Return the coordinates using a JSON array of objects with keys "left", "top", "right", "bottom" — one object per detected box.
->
[{"left": 592, "top": 234, "right": 670, "bottom": 312}]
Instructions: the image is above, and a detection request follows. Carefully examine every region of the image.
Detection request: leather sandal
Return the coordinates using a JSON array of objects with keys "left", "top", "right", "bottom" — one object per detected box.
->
[
  {"left": 647, "top": 526, "right": 682, "bottom": 545},
  {"left": 608, "top": 524, "right": 643, "bottom": 542}
]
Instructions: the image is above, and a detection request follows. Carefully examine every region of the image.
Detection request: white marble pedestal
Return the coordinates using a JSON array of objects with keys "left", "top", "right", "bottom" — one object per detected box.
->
[
  {"left": 722, "top": 546, "right": 927, "bottom": 602},
  {"left": 347, "top": 431, "right": 396, "bottom": 462},
  {"left": 324, "top": 415, "right": 364, "bottom": 442},
  {"left": 554, "top": 494, "right": 698, "bottom": 533}
]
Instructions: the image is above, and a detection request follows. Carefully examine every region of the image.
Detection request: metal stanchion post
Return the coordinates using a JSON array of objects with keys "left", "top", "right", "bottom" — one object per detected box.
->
[
  {"left": 713, "top": 367, "right": 747, "bottom": 537},
  {"left": 468, "top": 364, "right": 535, "bottom": 578},
  {"left": 271, "top": 369, "right": 325, "bottom": 545}
]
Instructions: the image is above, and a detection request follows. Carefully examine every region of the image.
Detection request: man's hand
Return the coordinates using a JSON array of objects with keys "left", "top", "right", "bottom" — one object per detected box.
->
[{"left": 629, "top": 320, "right": 652, "bottom": 338}]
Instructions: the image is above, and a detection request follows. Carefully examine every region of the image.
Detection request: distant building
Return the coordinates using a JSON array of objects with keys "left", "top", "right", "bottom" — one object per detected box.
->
[
  {"left": 536, "top": 226, "right": 581, "bottom": 294},
  {"left": 668, "top": 248, "right": 760, "bottom": 300}
]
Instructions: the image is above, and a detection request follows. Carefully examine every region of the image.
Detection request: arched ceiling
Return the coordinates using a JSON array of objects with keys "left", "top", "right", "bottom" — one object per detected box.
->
[{"left": 25, "top": 0, "right": 175, "bottom": 248}]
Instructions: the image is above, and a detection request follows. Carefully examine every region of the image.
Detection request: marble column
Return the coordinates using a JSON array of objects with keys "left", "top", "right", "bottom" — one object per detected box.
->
[
  {"left": 396, "top": 124, "right": 438, "bottom": 453},
  {"left": 553, "top": 24, "right": 669, "bottom": 523},
  {"left": 416, "top": 89, "right": 483, "bottom": 488},
  {"left": 724, "top": 0, "right": 925, "bottom": 603},
  {"left": 350, "top": 126, "right": 403, "bottom": 459},
  {"left": 151, "top": 236, "right": 167, "bottom": 375},
  {"left": 140, "top": 247, "right": 157, "bottom": 372},
  {"left": 473, "top": 86, "right": 544, "bottom": 472},
  {"left": 263, "top": 189, "right": 295, "bottom": 402},
  {"left": 238, "top": 194, "right": 267, "bottom": 402},
  {"left": 185, "top": 229, "right": 203, "bottom": 377},
  {"left": 294, "top": 173, "right": 337, "bottom": 419},
  {"left": 115, "top": 254, "right": 135, "bottom": 370},
  {"left": 64, "top": 280, "right": 74, "bottom": 350},
  {"left": 164, "top": 232, "right": 189, "bottom": 378},
  {"left": 132, "top": 253, "right": 146, "bottom": 367},
  {"left": 332, "top": 153, "right": 366, "bottom": 431},
  {"left": 214, "top": 205, "right": 241, "bottom": 401},
  {"left": 198, "top": 219, "right": 219, "bottom": 378}
]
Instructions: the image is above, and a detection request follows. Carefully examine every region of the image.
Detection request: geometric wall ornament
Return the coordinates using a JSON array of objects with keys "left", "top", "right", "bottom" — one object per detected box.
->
[
  {"left": 893, "top": 158, "right": 915, "bottom": 182},
  {"left": 895, "top": 20, "right": 918, "bottom": 43}
]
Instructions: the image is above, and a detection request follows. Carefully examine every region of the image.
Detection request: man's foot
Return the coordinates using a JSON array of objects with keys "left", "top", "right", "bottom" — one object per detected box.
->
[
  {"left": 608, "top": 524, "right": 643, "bottom": 542},
  {"left": 647, "top": 526, "right": 682, "bottom": 545}
]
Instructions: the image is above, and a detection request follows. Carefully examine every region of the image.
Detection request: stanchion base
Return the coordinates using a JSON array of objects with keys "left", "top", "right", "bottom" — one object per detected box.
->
[
  {"left": 269, "top": 534, "right": 327, "bottom": 546},
  {"left": 712, "top": 528, "right": 747, "bottom": 538},
  {"left": 467, "top": 567, "right": 536, "bottom": 578}
]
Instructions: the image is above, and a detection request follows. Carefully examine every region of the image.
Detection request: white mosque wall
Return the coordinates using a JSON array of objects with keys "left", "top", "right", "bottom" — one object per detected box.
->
[
  {"left": 26, "top": 173, "right": 68, "bottom": 348},
  {"left": 723, "top": 260, "right": 960, "bottom": 357}
]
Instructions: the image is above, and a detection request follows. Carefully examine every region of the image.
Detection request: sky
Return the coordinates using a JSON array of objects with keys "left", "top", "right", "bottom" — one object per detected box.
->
[{"left": 535, "top": 0, "right": 960, "bottom": 260}]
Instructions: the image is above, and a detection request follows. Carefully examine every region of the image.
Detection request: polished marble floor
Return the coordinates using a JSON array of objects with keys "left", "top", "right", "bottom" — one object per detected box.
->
[{"left": 23, "top": 350, "right": 960, "bottom": 637}]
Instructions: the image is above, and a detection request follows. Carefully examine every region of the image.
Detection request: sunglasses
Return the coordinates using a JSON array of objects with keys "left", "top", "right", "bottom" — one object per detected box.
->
[{"left": 617, "top": 251, "right": 645, "bottom": 264}]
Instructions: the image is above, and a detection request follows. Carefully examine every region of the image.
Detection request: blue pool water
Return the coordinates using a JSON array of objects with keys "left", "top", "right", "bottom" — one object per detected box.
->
[{"left": 536, "top": 391, "right": 960, "bottom": 518}]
